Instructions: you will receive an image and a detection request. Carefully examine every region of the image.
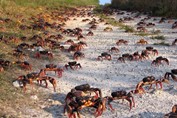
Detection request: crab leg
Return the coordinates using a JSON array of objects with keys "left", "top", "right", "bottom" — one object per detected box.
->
[{"left": 125, "top": 97, "right": 133, "bottom": 111}]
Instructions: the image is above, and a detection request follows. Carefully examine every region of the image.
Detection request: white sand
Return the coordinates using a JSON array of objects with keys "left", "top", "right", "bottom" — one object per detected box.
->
[{"left": 24, "top": 10, "right": 177, "bottom": 118}]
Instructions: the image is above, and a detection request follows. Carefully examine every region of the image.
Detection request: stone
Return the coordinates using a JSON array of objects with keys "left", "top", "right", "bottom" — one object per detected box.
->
[
  {"left": 30, "top": 95, "right": 38, "bottom": 100},
  {"left": 12, "top": 80, "right": 22, "bottom": 88}
]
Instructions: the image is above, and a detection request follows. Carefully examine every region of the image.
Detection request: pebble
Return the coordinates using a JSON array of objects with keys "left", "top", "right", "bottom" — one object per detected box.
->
[
  {"left": 30, "top": 95, "right": 38, "bottom": 100},
  {"left": 12, "top": 80, "right": 22, "bottom": 88}
]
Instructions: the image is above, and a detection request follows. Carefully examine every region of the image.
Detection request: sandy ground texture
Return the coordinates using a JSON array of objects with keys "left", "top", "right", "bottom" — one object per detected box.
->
[{"left": 20, "top": 10, "right": 177, "bottom": 118}]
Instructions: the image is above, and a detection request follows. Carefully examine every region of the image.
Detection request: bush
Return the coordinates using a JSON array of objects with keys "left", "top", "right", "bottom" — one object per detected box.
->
[{"left": 111, "top": 0, "right": 177, "bottom": 18}]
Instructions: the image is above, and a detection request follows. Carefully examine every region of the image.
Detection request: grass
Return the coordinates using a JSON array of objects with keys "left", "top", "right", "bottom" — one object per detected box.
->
[
  {"left": 0, "top": 70, "right": 51, "bottom": 117},
  {"left": 0, "top": 72, "right": 19, "bottom": 101},
  {"left": 96, "top": 13, "right": 135, "bottom": 33},
  {"left": 1, "top": 0, "right": 99, "bottom": 8},
  {"left": 0, "top": 71, "right": 28, "bottom": 117},
  {"left": 120, "top": 25, "right": 135, "bottom": 33},
  {"left": 134, "top": 29, "right": 161, "bottom": 36},
  {"left": 153, "top": 42, "right": 170, "bottom": 46},
  {"left": 134, "top": 32, "right": 151, "bottom": 36},
  {"left": 97, "top": 14, "right": 123, "bottom": 26},
  {"left": 94, "top": 6, "right": 135, "bottom": 33},
  {"left": 151, "top": 35, "right": 165, "bottom": 40},
  {"left": 0, "top": 0, "right": 99, "bottom": 38}
]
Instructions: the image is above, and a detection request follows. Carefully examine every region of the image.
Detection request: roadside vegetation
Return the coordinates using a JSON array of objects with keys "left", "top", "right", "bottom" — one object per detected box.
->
[
  {"left": 94, "top": 7, "right": 135, "bottom": 33},
  {"left": 153, "top": 42, "right": 170, "bottom": 46},
  {"left": 111, "top": 0, "right": 177, "bottom": 18},
  {"left": 151, "top": 35, "right": 165, "bottom": 40}
]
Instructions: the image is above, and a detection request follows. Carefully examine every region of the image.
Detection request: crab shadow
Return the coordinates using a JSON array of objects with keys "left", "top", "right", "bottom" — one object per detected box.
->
[
  {"left": 43, "top": 93, "right": 67, "bottom": 118},
  {"left": 163, "top": 83, "right": 177, "bottom": 96},
  {"left": 127, "top": 111, "right": 164, "bottom": 118},
  {"left": 111, "top": 86, "right": 133, "bottom": 92},
  {"left": 44, "top": 92, "right": 106, "bottom": 118}
]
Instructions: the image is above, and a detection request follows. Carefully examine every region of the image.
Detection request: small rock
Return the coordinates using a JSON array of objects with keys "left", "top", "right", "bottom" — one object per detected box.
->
[
  {"left": 39, "top": 105, "right": 46, "bottom": 109},
  {"left": 52, "top": 100, "right": 62, "bottom": 105},
  {"left": 30, "top": 95, "right": 38, "bottom": 100},
  {"left": 153, "top": 89, "right": 163, "bottom": 95},
  {"left": 13, "top": 80, "right": 22, "bottom": 88},
  {"left": 48, "top": 99, "right": 53, "bottom": 102}
]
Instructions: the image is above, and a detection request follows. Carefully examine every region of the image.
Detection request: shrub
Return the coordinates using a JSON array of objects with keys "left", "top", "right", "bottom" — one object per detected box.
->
[{"left": 111, "top": 0, "right": 177, "bottom": 18}]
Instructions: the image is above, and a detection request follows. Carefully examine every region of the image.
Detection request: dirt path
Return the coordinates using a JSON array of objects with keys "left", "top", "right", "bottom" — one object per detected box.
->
[{"left": 23, "top": 11, "right": 177, "bottom": 118}]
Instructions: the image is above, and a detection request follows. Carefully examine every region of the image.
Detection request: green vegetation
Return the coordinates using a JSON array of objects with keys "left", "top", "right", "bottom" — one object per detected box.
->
[
  {"left": 151, "top": 35, "right": 165, "bottom": 40},
  {"left": 0, "top": 0, "right": 99, "bottom": 37},
  {"left": 134, "top": 32, "right": 151, "bottom": 36},
  {"left": 95, "top": 13, "right": 135, "bottom": 32},
  {"left": 96, "top": 13, "right": 121, "bottom": 26},
  {"left": 1, "top": 0, "right": 99, "bottom": 8},
  {"left": 111, "top": 0, "right": 177, "bottom": 18},
  {"left": 120, "top": 25, "right": 134, "bottom": 33},
  {"left": 153, "top": 42, "right": 170, "bottom": 46},
  {"left": 134, "top": 29, "right": 161, "bottom": 36}
]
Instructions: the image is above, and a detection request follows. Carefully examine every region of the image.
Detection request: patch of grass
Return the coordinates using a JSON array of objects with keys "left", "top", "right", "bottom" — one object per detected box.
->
[
  {"left": 108, "top": 18, "right": 122, "bottom": 26},
  {"left": 151, "top": 35, "right": 165, "bottom": 40},
  {"left": 120, "top": 25, "right": 134, "bottom": 33},
  {"left": 0, "top": 32, "right": 24, "bottom": 38},
  {"left": 95, "top": 6, "right": 135, "bottom": 33},
  {"left": 2, "top": 0, "right": 99, "bottom": 8},
  {"left": 97, "top": 14, "right": 122, "bottom": 26},
  {"left": 134, "top": 32, "right": 151, "bottom": 36},
  {"left": 0, "top": 68, "right": 53, "bottom": 116},
  {"left": 153, "top": 42, "right": 170, "bottom": 46},
  {"left": 0, "top": 71, "right": 24, "bottom": 103},
  {"left": 0, "top": 0, "right": 99, "bottom": 39},
  {"left": 96, "top": 13, "right": 135, "bottom": 33},
  {"left": 134, "top": 30, "right": 161, "bottom": 36}
]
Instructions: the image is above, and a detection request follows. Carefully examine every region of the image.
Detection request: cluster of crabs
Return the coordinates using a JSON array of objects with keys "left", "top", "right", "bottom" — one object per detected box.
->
[
  {"left": 15, "top": 60, "right": 84, "bottom": 93},
  {"left": 15, "top": 63, "right": 64, "bottom": 93},
  {"left": 96, "top": 44, "right": 169, "bottom": 66},
  {"left": 64, "top": 84, "right": 135, "bottom": 118},
  {"left": 64, "top": 68, "right": 177, "bottom": 118},
  {"left": 1, "top": 4, "right": 176, "bottom": 117},
  {"left": 96, "top": 36, "right": 171, "bottom": 68},
  {"left": 0, "top": 7, "right": 98, "bottom": 77},
  {"left": 71, "top": 9, "right": 175, "bottom": 117},
  {"left": 13, "top": 7, "right": 102, "bottom": 92}
]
